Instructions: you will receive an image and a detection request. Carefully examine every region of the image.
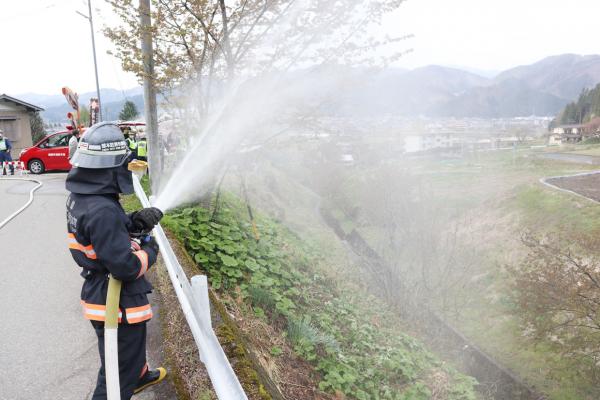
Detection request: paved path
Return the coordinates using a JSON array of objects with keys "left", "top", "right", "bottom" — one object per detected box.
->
[{"left": 0, "top": 174, "right": 176, "bottom": 400}]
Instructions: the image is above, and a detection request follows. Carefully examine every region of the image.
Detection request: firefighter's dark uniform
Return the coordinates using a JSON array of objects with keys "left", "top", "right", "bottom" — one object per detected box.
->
[{"left": 65, "top": 122, "right": 162, "bottom": 400}]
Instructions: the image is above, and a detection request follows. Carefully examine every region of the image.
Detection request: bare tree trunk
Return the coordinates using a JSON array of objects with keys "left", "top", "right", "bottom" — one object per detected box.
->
[{"left": 140, "top": 0, "right": 162, "bottom": 193}]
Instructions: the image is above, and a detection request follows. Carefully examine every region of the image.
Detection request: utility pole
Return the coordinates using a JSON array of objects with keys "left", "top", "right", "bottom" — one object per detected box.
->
[
  {"left": 140, "top": 0, "right": 161, "bottom": 193},
  {"left": 77, "top": 0, "right": 103, "bottom": 122}
]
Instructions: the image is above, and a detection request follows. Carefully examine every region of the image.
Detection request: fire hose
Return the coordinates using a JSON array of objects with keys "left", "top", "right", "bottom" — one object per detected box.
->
[
  {"left": 105, "top": 276, "right": 122, "bottom": 400},
  {"left": 0, "top": 177, "right": 43, "bottom": 230}
]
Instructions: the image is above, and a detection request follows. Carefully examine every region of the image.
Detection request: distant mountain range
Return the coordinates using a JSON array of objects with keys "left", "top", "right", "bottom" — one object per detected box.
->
[
  {"left": 345, "top": 54, "right": 600, "bottom": 118},
  {"left": 17, "top": 87, "right": 144, "bottom": 122},
  {"left": 495, "top": 54, "right": 600, "bottom": 100},
  {"left": 15, "top": 54, "right": 600, "bottom": 120}
]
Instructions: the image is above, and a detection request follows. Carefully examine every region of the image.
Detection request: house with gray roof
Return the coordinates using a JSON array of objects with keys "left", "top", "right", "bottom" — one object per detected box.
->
[{"left": 0, "top": 94, "right": 44, "bottom": 155}]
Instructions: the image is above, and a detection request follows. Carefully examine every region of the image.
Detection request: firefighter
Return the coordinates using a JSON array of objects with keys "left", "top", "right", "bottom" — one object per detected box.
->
[
  {"left": 136, "top": 136, "right": 148, "bottom": 161},
  {"left": 65, "top": 121, "right": 167, "bottom": 399},
  {"left": 0, "top": 129, "right": 14, "bottom": 175}
]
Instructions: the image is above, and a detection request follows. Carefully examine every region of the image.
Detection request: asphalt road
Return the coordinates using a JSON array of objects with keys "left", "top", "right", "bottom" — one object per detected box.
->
[{"left": 0, "top": 174, "right": 175, "bottom": 400}]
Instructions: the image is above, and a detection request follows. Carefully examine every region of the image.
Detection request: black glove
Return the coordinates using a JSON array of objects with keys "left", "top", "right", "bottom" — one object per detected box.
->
[
  {"left": 141, "top": 236, "right": 159, "bottom": 266},
  {"left": 131, "top": 207, "right": 163, "bottom": 234}
]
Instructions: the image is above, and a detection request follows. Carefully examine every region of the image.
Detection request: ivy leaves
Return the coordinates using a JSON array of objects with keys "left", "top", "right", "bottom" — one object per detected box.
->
[{"left": 164, "top": 204, "right": 303, "bottom": 301}]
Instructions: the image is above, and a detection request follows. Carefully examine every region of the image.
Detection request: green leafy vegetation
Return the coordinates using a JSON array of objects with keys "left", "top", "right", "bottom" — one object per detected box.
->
[{"left": 162, "top": 194, "right": 477, "bottom": 399}]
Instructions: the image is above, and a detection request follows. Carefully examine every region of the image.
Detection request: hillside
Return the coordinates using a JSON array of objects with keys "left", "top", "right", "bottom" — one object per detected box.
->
[
  {"left": 17, "top": 87, "right": 143, "bottom": 122},
  {"left": 335, "top": 65, "right": 491, "bottom": 116},
  {"left": 556, "top": 82, "right": 600, "bottom": 124},
  {"left": 433, "top": 78, "right": 566, "bottom": 117},
  {"left": 496, "top": 54, "right": 600, "bottom": 100},
  {"left": 40, "top": 94, "right": 144, "bottom": 122},
  {"left": 335, "top": 55, "right": 600, "bottom": 118}
]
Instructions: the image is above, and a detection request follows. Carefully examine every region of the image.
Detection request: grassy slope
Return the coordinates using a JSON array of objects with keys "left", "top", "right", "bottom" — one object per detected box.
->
[
  {"left": 502, "top": 185, "right": 600, "bottom": 400},
  {"left": 455, "top": 155, "right": 600, "bottom": 400},
  {"left": 340, "top": 150, "right": 600, "bottom": 400},
  {"left": 124, "top": 145, "right": 600, "bottom": 399},
  {"left": 122, "top": 177, "right": 477, "bottom": 399},
  {"left": 162, "top": 193, "right": 478, "bottom": 400}
]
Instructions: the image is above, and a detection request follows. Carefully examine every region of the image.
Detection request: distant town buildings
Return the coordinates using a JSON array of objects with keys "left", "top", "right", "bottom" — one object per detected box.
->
[
  {"left": 394, "top": 116, "right": 549, "bottom": 153},
  {"left": 552, "top": 117, "right": 600, "bottom": 144},
  {"left": 317, "top": 116, "right": 551, "bottom": 164}
]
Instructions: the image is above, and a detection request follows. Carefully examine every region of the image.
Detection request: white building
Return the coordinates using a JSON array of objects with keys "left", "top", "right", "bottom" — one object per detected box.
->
[{"left": 404, "top": 133, "right": 459, "bottom": 153}]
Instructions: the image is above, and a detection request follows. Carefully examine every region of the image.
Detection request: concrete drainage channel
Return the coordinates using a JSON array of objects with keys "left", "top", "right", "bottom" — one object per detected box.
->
[
  {"left": 319, "top": 207, "right": 546, "bottom": 400},
  {"left": 539, "top": 170, "right": 600, "bottom": 203},
  {"left": 0, "top": 177, "right": 43, "bottom": 230}
]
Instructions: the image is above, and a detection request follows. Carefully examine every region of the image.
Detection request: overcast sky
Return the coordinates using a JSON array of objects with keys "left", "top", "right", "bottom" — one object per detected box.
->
[
  {"left": 1, "top": 0, "right": 599, "bottom": 96},
  {"left": 389, "top": 0, "right": 600, "bottom": 74}
]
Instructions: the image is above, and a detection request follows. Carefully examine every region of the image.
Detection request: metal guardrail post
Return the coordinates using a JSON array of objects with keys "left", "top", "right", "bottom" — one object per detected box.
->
[{"left": 132, "top": 175, "right": 248, "bottom": 400}]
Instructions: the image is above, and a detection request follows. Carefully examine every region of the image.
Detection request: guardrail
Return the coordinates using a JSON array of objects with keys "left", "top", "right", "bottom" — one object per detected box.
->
[{"left": 133, "top": 175, "right": 248, "bottom": 400}]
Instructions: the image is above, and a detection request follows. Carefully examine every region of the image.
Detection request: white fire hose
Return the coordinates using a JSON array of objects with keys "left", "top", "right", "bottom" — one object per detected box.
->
[{"left": 0, "top": 177, "right": 43, "bottom": 230}]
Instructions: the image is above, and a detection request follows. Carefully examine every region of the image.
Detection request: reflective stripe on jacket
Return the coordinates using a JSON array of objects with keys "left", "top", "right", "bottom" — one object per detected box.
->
[
  {"left": 81, "top": 301, "right": 153, "bottom": 324},
  {"left": 67, "top": 233, "right": 97, "bottom": 259}
]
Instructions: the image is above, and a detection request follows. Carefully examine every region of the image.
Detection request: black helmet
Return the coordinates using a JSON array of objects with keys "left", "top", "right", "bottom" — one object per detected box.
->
[
  {"left": 66, "top": 122, "right": 134, "bottom": 195},
  {"left": 70, "top": 122, "right": 131, "bottom": 168}
]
